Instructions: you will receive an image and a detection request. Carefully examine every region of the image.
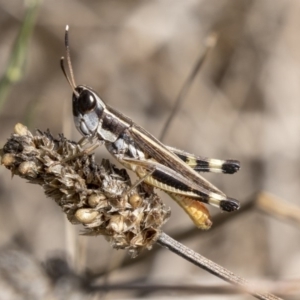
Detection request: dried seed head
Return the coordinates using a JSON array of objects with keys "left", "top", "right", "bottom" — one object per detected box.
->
[
  {"left": 108, "top": 215, "right": 125, "bottom": 233},
  {"left": 14, "top": 123, "right": 32, "bottom": 137},
  {"left": 129, "top": 194, "right": 143, "bottom": 208},
  {"left": 1, "top": 153, "right": 16, "bottom": 167},
  {"left": 1, "top": 123, "right": 170, "bottom": 257},
  {"left": 75, "top": 209, "right": 100, "bottom": 224},
  {"left": 88, "top": 194, "right": 106, "bottom": 208},
  {"left": 18, "top": 161, "right": 38, "bottom": 178}
]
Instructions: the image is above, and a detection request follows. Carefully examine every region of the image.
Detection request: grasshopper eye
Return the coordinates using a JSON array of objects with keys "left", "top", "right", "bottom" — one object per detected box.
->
[{"left": 78, "top": 90, "right": 96, "bottom": 114}]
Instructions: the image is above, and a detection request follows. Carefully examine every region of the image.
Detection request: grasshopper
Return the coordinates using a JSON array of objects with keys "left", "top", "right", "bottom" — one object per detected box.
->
[{"left": 60, "top": 26, "right": 240, "bottom": 229}]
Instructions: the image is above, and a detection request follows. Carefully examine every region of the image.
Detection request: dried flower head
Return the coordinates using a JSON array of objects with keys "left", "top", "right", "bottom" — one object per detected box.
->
[{"left": 1, "top": 123, "right": 170, "bottom": 257}]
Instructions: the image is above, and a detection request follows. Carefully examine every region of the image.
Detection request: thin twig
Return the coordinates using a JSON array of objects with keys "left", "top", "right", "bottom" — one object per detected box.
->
[
  {"left": 159, "top": 33, "right": 217, "bottom": 142},
  {"left": 90, "top": 282, "right": 245, "bottom": 295},
  {"left": 90, "top": 280, "right": 299, "bottom": 297},
  {"left": 256, "top": 192, "right": 300, "bottom": 227},
  {"left": 157, "top": 232, "right": 282, "bottom": 300}
]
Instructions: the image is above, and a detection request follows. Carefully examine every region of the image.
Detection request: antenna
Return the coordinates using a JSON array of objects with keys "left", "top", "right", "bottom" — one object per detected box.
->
[{"left": 60, "top": 25, "right": 79, "bottom": 97}]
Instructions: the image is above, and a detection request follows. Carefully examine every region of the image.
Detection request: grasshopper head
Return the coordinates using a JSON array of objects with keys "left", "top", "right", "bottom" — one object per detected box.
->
[
  {"left": 72, "top": 85, "right": 105, "bottom": 138},
  {"left": 61, "top": 25, "right": 126, "bottom": 143}
]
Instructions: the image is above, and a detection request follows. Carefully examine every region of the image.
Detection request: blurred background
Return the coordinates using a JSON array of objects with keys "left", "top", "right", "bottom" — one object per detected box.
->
[{"left": 0, "top": 0, "right": 299, "bottom": 299}]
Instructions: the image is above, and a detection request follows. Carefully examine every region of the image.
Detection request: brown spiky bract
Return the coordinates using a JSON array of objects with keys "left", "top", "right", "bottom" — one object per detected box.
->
[{"left": 1, "top": 123, "right": 170, "bottom": 257}]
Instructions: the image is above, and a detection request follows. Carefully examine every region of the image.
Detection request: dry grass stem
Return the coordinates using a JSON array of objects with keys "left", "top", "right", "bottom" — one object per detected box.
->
[
  {"left": 158, "top": 233, "right": 283, "bottom": 300},
  {"left": 0, "top": 124, "right": 284, "bottom": 300},
  {"left": 256, "top": 192, "right": 300, "bottom": 227}
]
